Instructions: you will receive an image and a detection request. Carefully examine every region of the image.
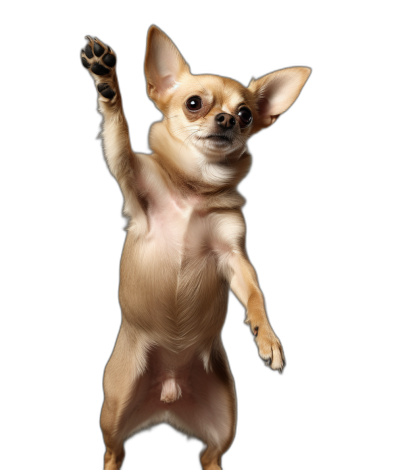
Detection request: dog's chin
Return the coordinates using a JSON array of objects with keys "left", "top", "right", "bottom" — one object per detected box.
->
[
  {"left": 204, "top": 134, "right": 233, "bottom": 147},
  {"left": 196, "top": 134, "right": 243, "bottom": 161}
]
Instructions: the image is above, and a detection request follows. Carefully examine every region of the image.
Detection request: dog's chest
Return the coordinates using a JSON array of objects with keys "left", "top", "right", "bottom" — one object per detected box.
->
[
  {"left": 121, "top": 177, "right": 235, "bottom": 346},
  {"left": 147, "top": 190, "right": 210, "bottom": 255}
]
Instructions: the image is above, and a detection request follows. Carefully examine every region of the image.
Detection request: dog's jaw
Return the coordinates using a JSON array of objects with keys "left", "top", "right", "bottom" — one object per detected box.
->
[
  {"left": 197, "top": 132, "right": 248, "bottom": 163},
  {"left": 170, "top": 113, "right": 251, "bottom": 166},
  {"left": 149, "top": 121, "right": 251, "bottom": 189}
]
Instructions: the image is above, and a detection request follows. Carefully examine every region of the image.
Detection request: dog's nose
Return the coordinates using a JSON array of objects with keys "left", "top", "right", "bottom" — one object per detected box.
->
[{"left": 215, "top": 113, "right": 236, "bottom": 129}]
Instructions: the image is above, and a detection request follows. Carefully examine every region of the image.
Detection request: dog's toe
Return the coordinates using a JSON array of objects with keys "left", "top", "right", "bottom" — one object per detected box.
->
[
  {"left": 103, "top": 53, "right": 116, "bottom": 68},
  {"left": 84, "top": 43, "right": 93, "bottom": 59},
  {"left": 81, "top": 54, "right": 90, "bottom": 69},
  {"left": 93, "top": 39, "right": 105, "bottom": 57},
  {"left": 264, "top": 357, "right": 271, "bottom": 366}
]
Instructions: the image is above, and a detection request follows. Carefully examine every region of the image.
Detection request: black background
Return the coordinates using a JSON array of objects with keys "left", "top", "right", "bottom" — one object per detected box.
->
[{"left": 32, "top": 4, "right": 347, "bottom": 470}]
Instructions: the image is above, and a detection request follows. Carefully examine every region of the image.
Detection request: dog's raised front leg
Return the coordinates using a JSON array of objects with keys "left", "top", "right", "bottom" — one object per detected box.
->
[
  {"left": 229, "top": 253, "right": 286, "bottom": 371},
  {"left": 81, "top": 37, "right": 139, "bottom": 210}
]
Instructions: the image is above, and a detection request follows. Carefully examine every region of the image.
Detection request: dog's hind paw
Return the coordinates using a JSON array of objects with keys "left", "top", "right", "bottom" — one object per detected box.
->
[{"left": 81, "top": 36, "right": 117, "bottom": 101}]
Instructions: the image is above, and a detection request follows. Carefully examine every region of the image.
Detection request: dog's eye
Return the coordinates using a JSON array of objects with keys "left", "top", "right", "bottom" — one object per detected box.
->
[
  {"left": 186, "top": 96, "right": 202, "bottom": 112},
  {"left": 238, "top": 107, "right": 253, "bottom": 128}
]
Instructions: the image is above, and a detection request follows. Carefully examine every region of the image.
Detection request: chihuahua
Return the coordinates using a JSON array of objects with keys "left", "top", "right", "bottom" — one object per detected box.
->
[{"left": 81, "top": 26, "right": 310, "bottom": 470}]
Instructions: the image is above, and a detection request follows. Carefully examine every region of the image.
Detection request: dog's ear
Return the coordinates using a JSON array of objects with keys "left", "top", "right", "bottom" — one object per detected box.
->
[
  {"left": 145, "top": 26, "right": 190, "bottom": 105},
  {"left": 248, "top": 67, "right": 311, "bottom": 131}
]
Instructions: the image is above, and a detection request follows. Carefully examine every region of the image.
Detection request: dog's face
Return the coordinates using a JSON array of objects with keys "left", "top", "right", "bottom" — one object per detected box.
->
[
  {"left": 145, "top": 26, "right": 310, "bottom": 165},
  {"left": 158, "top": 73, "right": 256, "bottom": 162}
]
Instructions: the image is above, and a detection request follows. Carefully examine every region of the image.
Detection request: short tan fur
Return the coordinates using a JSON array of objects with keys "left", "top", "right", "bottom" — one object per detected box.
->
[{"left": 81, "top": 26, "right": 310, "bottom": 470}]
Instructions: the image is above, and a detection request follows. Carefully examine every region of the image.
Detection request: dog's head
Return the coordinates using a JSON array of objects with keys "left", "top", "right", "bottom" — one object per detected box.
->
[{"left": 145, "top": 26, "right": 310, "bottom": 166}]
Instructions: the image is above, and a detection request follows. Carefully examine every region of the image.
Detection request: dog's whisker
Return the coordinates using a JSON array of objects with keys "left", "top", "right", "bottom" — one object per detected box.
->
[{"left": 179, "top": 129, "right": 201, "bottom": 153}]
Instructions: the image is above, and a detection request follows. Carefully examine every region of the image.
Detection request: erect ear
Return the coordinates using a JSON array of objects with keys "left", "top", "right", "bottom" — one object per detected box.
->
[
  {"left": 144, "top": 26, "right": 190, "bottom": 105},
  {"left": 248, "top": 67, "right": 311, "bottom": 130}
]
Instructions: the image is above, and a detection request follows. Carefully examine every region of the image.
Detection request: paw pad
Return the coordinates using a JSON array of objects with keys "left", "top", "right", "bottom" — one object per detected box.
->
[
  {"left": 81, "top": 36, "right": 116, "bottom": 76},
  {"left": 91, "top": 63, "right": 110, "bottom": 76},
  {"left": 97, "top": 83, "right": 115, "bottom": 99},
  {"left": 84, "top": 44, "right": 93, "bottom": 59},
  {"left": 93, "top": 40, "right": 105, "bottom": 57},
  {"left": 81, "top": 36, "right": 117, "bottom": 100},
  {"left": 81, "top": 56, "right": 90, "bottom": 69},
  {"left": 103, "top": 53, "right": 116, "bottom": 68}
]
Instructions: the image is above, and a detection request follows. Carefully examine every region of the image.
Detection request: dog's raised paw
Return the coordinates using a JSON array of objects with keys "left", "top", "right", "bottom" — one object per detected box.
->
[{"left": 81, "top": 36, "right": 117, "bottom": 101}]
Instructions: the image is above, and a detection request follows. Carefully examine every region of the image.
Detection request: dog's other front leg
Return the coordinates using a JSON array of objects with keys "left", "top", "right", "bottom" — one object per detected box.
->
[
  {"left": 229, "top": 253, "right": 286, "bottom": 371},
  {"left": 81, "top": 38, "right": 137, "bottom": 200}
]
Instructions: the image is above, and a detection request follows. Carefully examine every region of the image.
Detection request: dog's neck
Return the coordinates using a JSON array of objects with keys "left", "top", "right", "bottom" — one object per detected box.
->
[{"left": 149, "top": 120, "right": 252, "bottom": 194}]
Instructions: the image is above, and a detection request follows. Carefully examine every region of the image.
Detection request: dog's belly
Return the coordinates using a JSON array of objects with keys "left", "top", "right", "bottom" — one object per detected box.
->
[
  {"left": 124, "top": 344, "right": 233, "bottom": 442},
  {"left": 119, "top": 205, "right": 229, "bottom": 351},
  {"left": 145, "top": 346, "right": 197, "bottom": 403},
  {"left": 132, "top": 344, "right": 227, "bottom": 404}
]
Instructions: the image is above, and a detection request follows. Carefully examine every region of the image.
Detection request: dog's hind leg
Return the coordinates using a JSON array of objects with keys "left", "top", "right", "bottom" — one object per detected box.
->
[
  {"left": 199, "top": 346, "right": 237, "bottom": 470},
  {"left": 100, "top": 326, "right": 154, "bottom": 470},
  {"left": 169, "top": 340, "right": 237, "bottom": 470}
]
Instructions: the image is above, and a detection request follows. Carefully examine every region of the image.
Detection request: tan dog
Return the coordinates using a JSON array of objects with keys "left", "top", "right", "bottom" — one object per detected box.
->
[{"left": 81, "top": 26, "right": 310, "bottom": 470}]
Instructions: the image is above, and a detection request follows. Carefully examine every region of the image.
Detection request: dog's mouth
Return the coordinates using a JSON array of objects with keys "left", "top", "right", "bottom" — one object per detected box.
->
[{"left": 203, "top": 134, "right": 233, "bottom": 145}]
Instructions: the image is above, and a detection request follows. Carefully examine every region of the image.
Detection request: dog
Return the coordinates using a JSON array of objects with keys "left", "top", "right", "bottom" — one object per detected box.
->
[{"left": 81, "top": 25, "right": 310, "bottom": 470}]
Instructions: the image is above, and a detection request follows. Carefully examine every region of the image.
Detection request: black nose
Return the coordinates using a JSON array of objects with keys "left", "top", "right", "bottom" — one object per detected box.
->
[{"left": 215, "top": 113, "right": 236, "bottom": 129}]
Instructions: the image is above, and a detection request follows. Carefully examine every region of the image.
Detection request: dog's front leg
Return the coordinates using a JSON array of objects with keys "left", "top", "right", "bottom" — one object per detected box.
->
[
  {"left": 229, "top": 253, "right": 285, "bottom": 371},
  {"left": 81, "top": 37, "right": 137, "bottom": 194}
]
